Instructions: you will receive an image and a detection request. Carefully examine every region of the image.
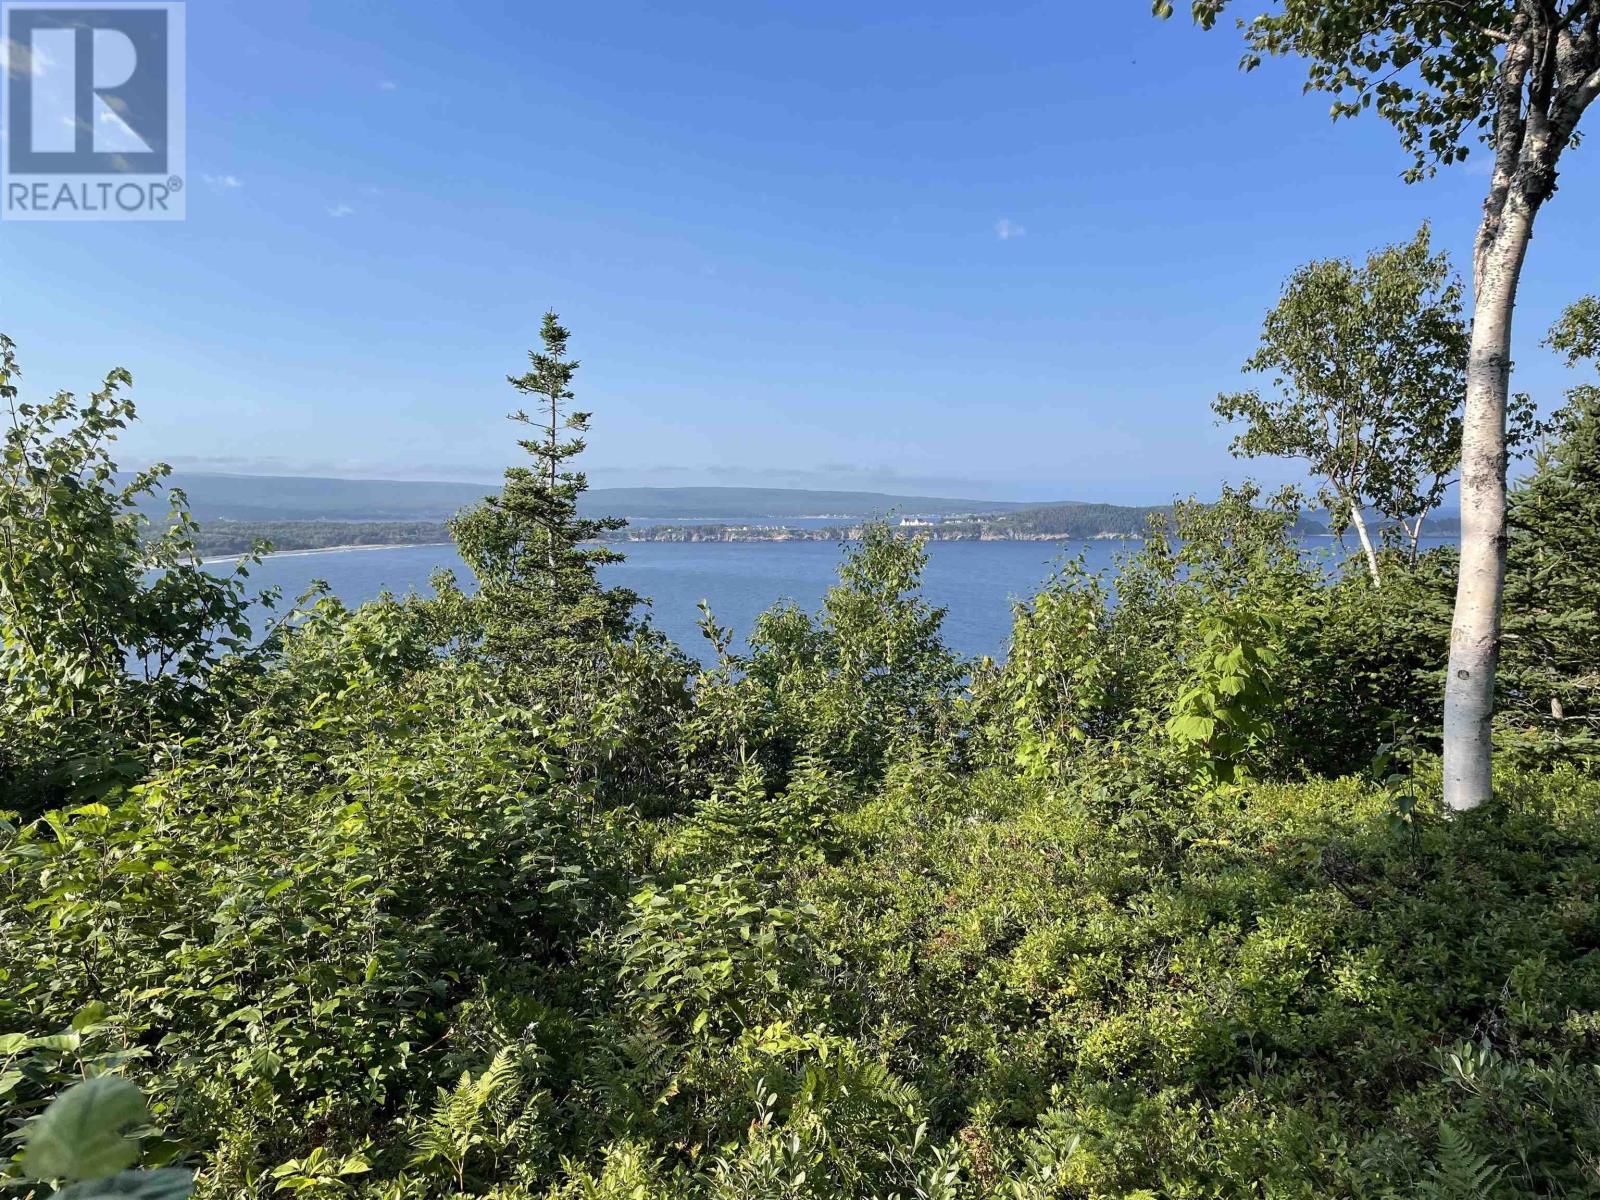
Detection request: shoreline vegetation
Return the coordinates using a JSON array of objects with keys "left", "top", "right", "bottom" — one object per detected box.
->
[
  {"left": 197, "top": 541, "right": 455, "bottom": 565},
  {"left": 182, "top": 503, "right": 1379, "bottom": 559}
]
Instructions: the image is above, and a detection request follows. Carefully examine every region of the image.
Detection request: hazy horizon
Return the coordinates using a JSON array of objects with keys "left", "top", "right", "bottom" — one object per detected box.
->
[{"left": 5, "top": 3, "right": 1594, "bottom": 506}]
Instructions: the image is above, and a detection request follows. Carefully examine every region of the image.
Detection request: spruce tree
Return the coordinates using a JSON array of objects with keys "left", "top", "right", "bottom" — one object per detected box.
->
[
  {"left": 450, "top": 312, "right": 637, "bottom": 667},
  {"left": 1499, "top": 297, "right": 1600, "bottom": 763}
]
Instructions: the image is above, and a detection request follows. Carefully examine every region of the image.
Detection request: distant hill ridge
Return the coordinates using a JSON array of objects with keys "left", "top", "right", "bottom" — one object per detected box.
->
[
  {"left": 577, "top": 486, "right": 1041, "bottom": 520},
  {"left": 133, "top": 473, "right": 1059, "bottom": 523},
  {"left": 135, "top": 474, "right": 1458, "bottom": 556}
]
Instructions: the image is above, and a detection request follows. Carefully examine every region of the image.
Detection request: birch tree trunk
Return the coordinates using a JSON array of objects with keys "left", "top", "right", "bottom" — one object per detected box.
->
[
  {"left": 1440, "top": 0, "right": 1600, "bottom": 810},
  {"left": 1348, "top": 503, "right": 1381, "bottom": 586},
  {"left": 1442, "top": 204, "right": 1533, "bottom": 811}
]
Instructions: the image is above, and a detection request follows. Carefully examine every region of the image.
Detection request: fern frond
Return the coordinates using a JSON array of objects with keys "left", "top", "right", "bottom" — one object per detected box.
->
[{"left": 1427, "top": 1122, "right": 1502, "bottom": 1200}]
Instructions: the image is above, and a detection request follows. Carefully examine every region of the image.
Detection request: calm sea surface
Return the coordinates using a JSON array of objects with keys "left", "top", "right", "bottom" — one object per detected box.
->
[{"left": 217, "top": 536, "right": 1454, "bottom": 664}]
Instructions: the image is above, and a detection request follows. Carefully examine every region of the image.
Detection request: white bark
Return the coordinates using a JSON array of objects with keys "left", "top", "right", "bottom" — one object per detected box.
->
[
  {"left": 1442, "top": 204, "right": 1533, "bottom": 812},
  {"left": 1349, "top": 503, "right": 1381, "bottom": 586},
  {"left": 1435, "top": 0, "right": 1600, "bottom": 810}
]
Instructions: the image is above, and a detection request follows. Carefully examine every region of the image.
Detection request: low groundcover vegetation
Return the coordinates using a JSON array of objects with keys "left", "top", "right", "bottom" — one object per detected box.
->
[{"left": 4, "top": 312, "right": 1600, "bottom": 1199}]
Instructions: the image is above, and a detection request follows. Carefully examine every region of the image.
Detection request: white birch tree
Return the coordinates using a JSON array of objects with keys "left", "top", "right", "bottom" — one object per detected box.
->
[
  {"left": 1214, "top": 225, "right": 1468, "bottom": 587},
  {"left": 1162, "top": 0, "right": 1600, "bottom": 809}
]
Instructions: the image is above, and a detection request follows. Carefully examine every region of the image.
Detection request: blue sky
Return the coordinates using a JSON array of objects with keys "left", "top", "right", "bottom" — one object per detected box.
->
[{"left": 2, "top": 0, "right": 1596, "bottom": 503}]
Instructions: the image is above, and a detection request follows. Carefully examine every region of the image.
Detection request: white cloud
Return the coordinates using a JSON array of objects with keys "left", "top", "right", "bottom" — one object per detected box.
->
[
  {"left": 1, "top": 36, "right": 53, "bottom": 79},
  {"left": 994, "top": 217, "right": 1026, "bottom": 241},
  {"left": 327, "top": 204, "right": 356, "bottom": 218},
  {"left": 377, "top": 79, "right": 398, "bottom": 91},
  {"left": 203, "top": 173, "right": 243, "bottom": 189}
]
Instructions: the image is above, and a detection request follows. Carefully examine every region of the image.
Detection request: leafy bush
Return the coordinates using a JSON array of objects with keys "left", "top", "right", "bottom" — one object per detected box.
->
[
  {"left": 975, "top": 483, "right": 1447, "bottom": 787},
  {"left": 0, "top": 336, "right": 269, "bottom": 813},
  {"left": 731, "top": 524, "right": 964, "bottom": 783},
  {"left": 1497, "top": 301, "right": 1600, "bottom": 765},
  {"left": 13, "top": 1077, "right": 191, "bottom": 1200},
  {"left": 796, "top": 761, "right": 1600, "bottom": 1197}
]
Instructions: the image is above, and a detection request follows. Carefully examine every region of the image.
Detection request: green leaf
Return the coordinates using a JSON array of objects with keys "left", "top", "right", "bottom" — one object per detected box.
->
[
  {"left": 71, "top": 1001, "right": 111, "bottom": 1032},
  {"left": 55, "top": 1169, "right": 194, "bottom": 1200},
  {"left": 1168, "top": 715, "right": 1217, "bottom": 741},
  {"left": 22, "top": 1077, "right": 147, "bottom": 1183}
]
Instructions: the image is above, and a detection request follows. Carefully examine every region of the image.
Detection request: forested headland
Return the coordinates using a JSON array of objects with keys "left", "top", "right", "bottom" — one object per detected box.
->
[
  {"left": 591, "top": 503, "right": 1327, "bottom": 543},
  {"left": 180, "top": 505, "right": 1213, "bottom": 558},
  {"left": 187, "top": 521, "right": 453, "bottom": 558},
  {"left": 176, "top": 500, "right": 1170, "bottom": 558}
]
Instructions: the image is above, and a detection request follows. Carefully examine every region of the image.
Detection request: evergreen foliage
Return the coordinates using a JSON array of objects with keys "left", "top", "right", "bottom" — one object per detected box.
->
[
  {"left": 448, "top": 312, "right": 637, "bottom": 667},
  {"left": 1498, "top": 297, "right": 1600, "bottom": 764}
]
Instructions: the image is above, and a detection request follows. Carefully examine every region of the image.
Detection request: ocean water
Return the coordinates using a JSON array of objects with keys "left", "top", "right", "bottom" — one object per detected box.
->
[{"left": 217, "top": 536, "right": 1454, "bottom": 664}]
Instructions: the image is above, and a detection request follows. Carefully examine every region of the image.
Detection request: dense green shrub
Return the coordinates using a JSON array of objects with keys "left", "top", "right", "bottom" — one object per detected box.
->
[
  {"left": 974, "top": 484, "right": 1448, "bottom": 788},
  {"left": 684, "top": 523, "right": 964, "bottom": 790},
  {"left": 0, "top": 648, "right": 640, "bottom": 1191},
  {"left": 12, "top": 687, "right": 1599, "bottom": 1198},
  {"left": 1497, "top": 302, "right": 1600, "bottom": 765},
  {"left": 796, "top": 759, "right": 1600, "bottom": 1197},
  {"left": 0, "top": 337, "right": 268, "bottom": 814}
]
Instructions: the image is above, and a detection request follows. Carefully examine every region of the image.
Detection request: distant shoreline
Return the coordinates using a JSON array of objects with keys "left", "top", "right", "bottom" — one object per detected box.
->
[
  {"left": 201, "top": 541, "right": 454, "bottom": 565},
  {"left": 200, "top": 533, "right": 1141, "bottom": 565},
  {"left": 194, "top": 528, "right": 1453, "bottom": 565}
]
